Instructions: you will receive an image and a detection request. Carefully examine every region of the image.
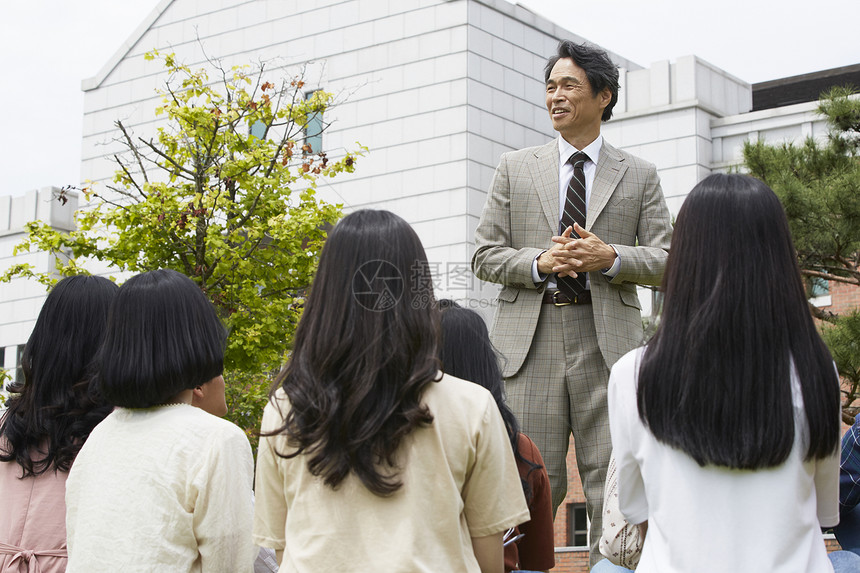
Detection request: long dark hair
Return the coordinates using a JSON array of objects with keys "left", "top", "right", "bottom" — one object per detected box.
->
[
  {"left": 270, "top": 210, "right": 439, "bottom": 496},
  {"left": 95, "top": 269, "right": 227, "bottom": 408},
  {"left": 437, "top": 300, "right": 541, "bottom": 501},
  {"left": 637, "top": 173, "right": 840, "bottom": 469},
  {"left": 0, "top": 275, "right": 118, "bottom": 476}
]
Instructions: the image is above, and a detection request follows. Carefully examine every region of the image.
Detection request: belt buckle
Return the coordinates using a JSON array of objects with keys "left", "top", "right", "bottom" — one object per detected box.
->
[{"left": 552, "top": 291, "right": 571, "bottom": 307}]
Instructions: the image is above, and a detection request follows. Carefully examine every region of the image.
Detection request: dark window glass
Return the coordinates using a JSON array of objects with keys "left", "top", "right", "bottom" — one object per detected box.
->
[
  {"left": 15, "top": 344, "right": 25, "bottom": 385},
  {"left": 567, "top": 502, "right": 588, "bottom": 547}
]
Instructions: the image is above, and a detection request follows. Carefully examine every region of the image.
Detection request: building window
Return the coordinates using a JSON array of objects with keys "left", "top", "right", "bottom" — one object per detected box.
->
[
  {"left": 249, "top": 119, "right": 266, "bottom": 139},
  {"left": 15, "top": 344, "right": 25, "bottom": 385},
  {"left": 3, "top": 344, "right": 26, "bottom": 392},
  {"left": 1, "top": 349, "right": 7, "bottom": 394},
  {"left": 567, "top": 502, "right": 588, "bottom": 547},
  {"left": 303, "top": 90, "right": 324, "bottom": 154}
]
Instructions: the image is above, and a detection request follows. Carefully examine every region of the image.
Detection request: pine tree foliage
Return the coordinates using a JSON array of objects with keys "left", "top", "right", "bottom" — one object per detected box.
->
[{"left": 744, "top": 86, "right": 860, "bottom": 419}]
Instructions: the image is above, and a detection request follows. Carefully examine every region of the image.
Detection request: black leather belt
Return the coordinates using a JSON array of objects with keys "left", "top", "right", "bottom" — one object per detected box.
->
[{"left": 542, "top": 289, "right": 592, "bottom": 306}]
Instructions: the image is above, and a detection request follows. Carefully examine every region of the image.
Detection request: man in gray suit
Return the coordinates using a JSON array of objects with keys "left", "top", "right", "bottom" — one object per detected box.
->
[{"left": 471, "top": 41, "right": 672, "bottom": 566}]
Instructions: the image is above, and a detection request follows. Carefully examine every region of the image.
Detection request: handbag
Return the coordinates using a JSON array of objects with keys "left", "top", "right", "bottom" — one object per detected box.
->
[{"left": 599, "top": 454, "right": 643, "bottom": 568}]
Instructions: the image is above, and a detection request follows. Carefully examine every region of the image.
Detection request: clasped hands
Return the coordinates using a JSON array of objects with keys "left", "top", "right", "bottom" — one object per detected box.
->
[{"left": 536, "top": 223, "right": 617, "bottom": 277}]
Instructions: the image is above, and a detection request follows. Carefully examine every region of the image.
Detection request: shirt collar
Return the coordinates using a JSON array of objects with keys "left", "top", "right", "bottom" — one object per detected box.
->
[{"left": 558, "top": 135, "right": 603, "bottom": 165}]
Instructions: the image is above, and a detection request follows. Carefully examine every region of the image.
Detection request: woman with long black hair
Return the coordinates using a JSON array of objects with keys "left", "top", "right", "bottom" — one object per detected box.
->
[
  {"left": 438, "top": 300, "right": 554, "bottom": 573},
  {"left": 0, "top": 275, "right": 117, "bottom": 573},
  {"left": 253, "top": 210, "right": 528, "bottom": 572},
  {"left": 608, "top": 173, "right": 844, "bottom": 572}
]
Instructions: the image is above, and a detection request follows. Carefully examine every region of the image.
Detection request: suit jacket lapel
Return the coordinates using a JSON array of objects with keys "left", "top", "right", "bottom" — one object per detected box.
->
[
  {"left": 529, "top": 141, "right": 560, "bottom": 233},
  {"left": 588, "top": 141, "right": 628, "bottom": 228}
]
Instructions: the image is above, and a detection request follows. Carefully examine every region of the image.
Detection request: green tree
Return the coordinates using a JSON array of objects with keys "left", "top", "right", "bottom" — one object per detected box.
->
[
  {"left": 744, "top": 86, "right": 860, "bottom": 421},
  {"left": 0, "top": 369, "right": 9, "bottom": 407},
  {"left": 1, "top": 50, "right": 364, "bottom": 439}
]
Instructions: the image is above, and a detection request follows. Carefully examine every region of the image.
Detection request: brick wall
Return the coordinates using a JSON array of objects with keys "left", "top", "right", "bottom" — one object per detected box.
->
[
  {"left": 552, "top": 549, "right": 590, "bottom": 573},
  {"left": 549, "top": 435, "right": 589, "bottom": 572},
  {"left": 826, "top": 537, "right": 845, "bottom": 553},
  {"left": 816, "top": 276, "right": 859, "bottom": 413},
  {"left": 828, "top": 279, "right": 860, "bottom": 316}
]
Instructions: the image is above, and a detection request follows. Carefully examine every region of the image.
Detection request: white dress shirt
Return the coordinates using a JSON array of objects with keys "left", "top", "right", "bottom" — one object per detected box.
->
[{"left": 532, "top": 135, "right": 621, "bottom": 286}]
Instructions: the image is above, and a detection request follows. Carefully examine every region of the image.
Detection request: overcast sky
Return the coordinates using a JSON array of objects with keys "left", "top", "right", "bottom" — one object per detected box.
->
[{"left": 1, "top": 0, "right": 857, "bottom": 197}]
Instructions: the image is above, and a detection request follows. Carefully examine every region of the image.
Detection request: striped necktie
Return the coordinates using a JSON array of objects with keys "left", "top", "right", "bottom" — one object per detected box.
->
[{"left": 557, "top": 151, "right": 588, "bottom": 297}]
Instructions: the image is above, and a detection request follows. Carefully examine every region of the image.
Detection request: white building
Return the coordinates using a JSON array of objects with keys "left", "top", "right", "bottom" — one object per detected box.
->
[
  {"left": 0, "top": 188, "right": 78, "bottom": 388},
  {"left": 1, "top": 0, "right": 847, "bottom": 387}
]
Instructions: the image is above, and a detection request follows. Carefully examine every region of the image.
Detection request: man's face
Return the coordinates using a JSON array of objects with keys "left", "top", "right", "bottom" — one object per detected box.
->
[{"left": 545, "top": 58, "right": 610, "bottom": 143}]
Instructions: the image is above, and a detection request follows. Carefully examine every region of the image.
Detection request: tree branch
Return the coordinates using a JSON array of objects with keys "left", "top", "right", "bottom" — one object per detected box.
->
[
  {"left": 95, "top": 188, "right": 135, "bottom": 211},
  {"left": 115, "top": 120, "right": 150, "bottom": 189},
  {"left": 800, "top": 268, "right": 860, "bottom": 286},
  {"left": 808, "top": 301, "right": 838, "bottom": 323},
  {"left": 112, "top": 155, "right": 145, "bottom": 197},
  {"left": 138, "top": 136, "right": 197, "bottom": 178},
  {"left": 227, "top": 191, "right": 266, "bottom": 233}
]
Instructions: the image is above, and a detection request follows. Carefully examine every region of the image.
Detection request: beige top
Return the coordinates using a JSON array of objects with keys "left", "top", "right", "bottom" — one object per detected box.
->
[
  {"left": 65, "top": 404, "right": 255, "bottom": 573},
  {"left": 253, "top": 373, "right": 530, "bottom": 572}
]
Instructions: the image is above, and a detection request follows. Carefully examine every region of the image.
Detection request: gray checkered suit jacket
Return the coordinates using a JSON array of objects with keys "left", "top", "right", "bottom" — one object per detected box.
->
[{"left": 472, "top": 139, "right": 673, "bottom": 376}]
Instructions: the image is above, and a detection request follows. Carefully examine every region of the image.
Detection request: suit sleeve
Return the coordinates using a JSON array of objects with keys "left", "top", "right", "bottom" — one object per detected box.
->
[
  {"left": 609, "top": 163, "right": 672, "bottom": 287},
  {"left": 472, "top": 153, "right": 546, "bottom": 290}
]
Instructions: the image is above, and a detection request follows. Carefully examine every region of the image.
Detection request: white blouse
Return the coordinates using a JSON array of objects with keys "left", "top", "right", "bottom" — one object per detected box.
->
[{"left": 608, "top": 347, "right": 839, "bottom": 573}]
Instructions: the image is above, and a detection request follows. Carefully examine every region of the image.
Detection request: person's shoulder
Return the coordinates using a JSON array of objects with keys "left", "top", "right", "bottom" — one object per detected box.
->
[
  {"left": 183, "top": 406, "right": 248, "bottom": 442},
  {"left": 425, "top": 373, "right": 493, "bottom": 411},
  {"left": 199, "top": 413, "right": 252, "bottom": 461},
  {"left": 616, "top": 345, "right": 644, "bottom": 366},
  {"left": 84, "top": 408, "right": 119, "bottom": 438},
  {"left": 517, "top": 432, "right": 548, "bottom": 468},
  {"left": 259, "top": 386, "right": 290, "bottom": 432},
  {"left": 517, "top": 432, "right": 540, "bottom": 457},
  {"left": 502, "top": 141, "right": 556, "bottom": 162},
  {"left": 263, "top": 386, "right": 287, "bottom": 412},
  {"left": 610, "top": 347, "right": 645, "bottom": 384},
  {"left": 430, "top": 372, "right": 491, "bottom": 398},
  {"left": 849, "top": 412, "right": 860, "bottom": 435}
]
